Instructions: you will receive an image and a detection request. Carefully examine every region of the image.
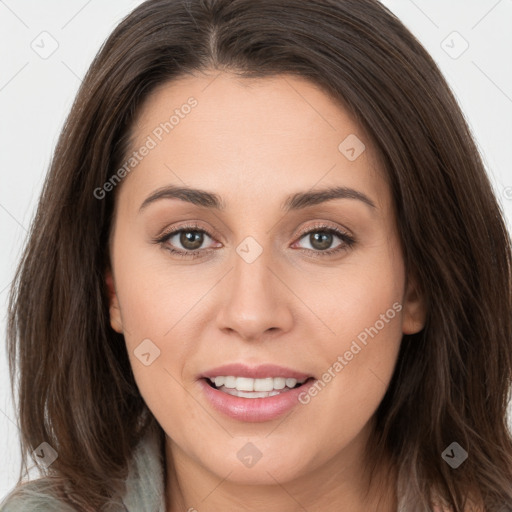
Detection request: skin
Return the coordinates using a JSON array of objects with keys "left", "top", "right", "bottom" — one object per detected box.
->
[{"left": 106, "top": 71, "right": 426, "bottom": 512}]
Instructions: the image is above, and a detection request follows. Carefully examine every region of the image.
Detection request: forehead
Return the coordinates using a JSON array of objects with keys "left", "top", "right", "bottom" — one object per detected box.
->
[{"left": 120, "top": 71, "right": 389, "bottom": 213}]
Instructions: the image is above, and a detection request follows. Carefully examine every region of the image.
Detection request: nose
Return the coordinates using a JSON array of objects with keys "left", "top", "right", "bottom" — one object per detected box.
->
[{"left": 215, "top": 243, "right": 294, "bottom": 341}]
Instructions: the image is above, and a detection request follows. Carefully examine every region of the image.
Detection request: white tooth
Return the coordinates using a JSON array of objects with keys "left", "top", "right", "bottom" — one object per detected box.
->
[
  {"left": 273, "top": 377, "right": 286, "bottom": 390},
  {"left": 254, "top": 377, "right": 274, "bottom": 392},
  {"left": 220, "top": 388, "right": 285, "bottom": 398},
  {"left": 224, "top": 376, "right": 237, "bottom": 389},
  {"left": 209, "top": 375, "right": 308, "bottom": 391},
  {"left": 285, "top": 378, "right": 297, "bottom": 388},
  {"left": 235, "top": 377, "right": 254, "bottom": 391}
]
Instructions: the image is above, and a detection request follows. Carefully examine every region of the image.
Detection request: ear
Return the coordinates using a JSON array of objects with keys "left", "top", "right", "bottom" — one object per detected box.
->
[
  {"left": 105, "top": 269, "right": 124, "bottom": 333},
  {"left": 401, "top": 273, "right": 426, "bottom": 335}
]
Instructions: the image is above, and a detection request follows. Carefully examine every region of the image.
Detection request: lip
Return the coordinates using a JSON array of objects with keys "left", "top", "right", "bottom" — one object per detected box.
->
[
  {"left": 199, "top": 377, "right": 316, "bottom": 422},
  {"left": 199, "top": 363, "right": 314, "bottom": 380}
]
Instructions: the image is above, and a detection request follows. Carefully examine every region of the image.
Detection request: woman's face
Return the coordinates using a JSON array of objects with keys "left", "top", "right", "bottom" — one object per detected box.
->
[{"left": 107, "top": 72, "right": 425, "bottom": 491}]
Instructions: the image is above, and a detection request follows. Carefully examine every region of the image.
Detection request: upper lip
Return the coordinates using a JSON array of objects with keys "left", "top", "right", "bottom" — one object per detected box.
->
[{"left": 199, "top": 363, "right": 314, "bottom": 381}]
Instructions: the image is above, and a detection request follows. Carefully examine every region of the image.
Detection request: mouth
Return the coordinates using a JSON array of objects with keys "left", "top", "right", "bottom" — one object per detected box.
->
[
  {"left": 198, "top": 366, "right": 318, "bottom": 422},
  {"left": 202, "top": 375, "right": 316, "bottom": 399}
]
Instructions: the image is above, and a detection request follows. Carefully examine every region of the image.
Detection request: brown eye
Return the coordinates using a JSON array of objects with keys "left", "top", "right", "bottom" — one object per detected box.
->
[
  {"left": 157, "top": 226, "right": 217, "bottom": 256},
  {"left": 308, "top": 231, "right": 335, "bottom": 251},
  {"left": 293, "top": 225, "right": 356, "bottom": 257},
  {"left": 178, "top": 230, "right": 205, "bottom": 250},
  {"left": 297, "top": 229, "right": 343, "bottom": 252}
]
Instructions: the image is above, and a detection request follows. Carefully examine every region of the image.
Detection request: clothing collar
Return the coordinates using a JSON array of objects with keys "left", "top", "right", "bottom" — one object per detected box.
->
[{"left": 121, "top": 423, "right": 166, "bottom": 512}]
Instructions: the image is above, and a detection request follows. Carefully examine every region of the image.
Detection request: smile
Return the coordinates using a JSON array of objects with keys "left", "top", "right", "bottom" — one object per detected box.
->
[
  {"left": 200, "top": 376, "right": 317, "bottom": 422},
  {"left": 206, "top": 375, "right": 310, "bottom": 398}
]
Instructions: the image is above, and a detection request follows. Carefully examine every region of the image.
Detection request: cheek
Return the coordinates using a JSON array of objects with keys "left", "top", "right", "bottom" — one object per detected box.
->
[
  {"left": 112, "top": 229, "right": 208, "bottom": 340},
  {"left": 291, "top": 234, "right": 404, "bottom": 355},
  {"left": 296, "top": 301, "right": 403, "bottom": 456},
  {"left": 109, "top": 240, "right": 205, "bottom": 420},
  {"left": 291, "top": 242, "right": 404, "bottom": 429}
]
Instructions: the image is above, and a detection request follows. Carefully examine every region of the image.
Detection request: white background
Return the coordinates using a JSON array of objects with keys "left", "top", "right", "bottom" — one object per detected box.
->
[{"left": 1, "top": 0, "right": 511, "bottom": 498}]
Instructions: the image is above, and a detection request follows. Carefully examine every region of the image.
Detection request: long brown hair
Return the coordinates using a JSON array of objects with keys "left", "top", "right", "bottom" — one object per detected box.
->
[{"left": 3, "top": 0, "right": 512, "bottom": 510}]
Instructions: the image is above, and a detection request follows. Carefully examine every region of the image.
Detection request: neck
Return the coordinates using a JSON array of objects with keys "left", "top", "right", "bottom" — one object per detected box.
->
[{"left": 164, "top": 424, "right": 398, "bottom": 512}]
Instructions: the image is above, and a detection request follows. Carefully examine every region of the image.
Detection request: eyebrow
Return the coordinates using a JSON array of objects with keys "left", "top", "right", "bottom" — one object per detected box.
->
[{"left": 138, "top": 184, "right": 376, "bottom": 213}]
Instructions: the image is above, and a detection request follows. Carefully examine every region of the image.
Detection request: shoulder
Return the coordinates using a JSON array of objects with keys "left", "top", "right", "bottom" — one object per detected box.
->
[{"left": 0, "top": 480, "right": 76, "bottom": 512}]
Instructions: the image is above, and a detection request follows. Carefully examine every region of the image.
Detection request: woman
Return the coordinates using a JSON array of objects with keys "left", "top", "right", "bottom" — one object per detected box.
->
[{"left": 1, "top": 0, "right": 511, "bottom": 510}]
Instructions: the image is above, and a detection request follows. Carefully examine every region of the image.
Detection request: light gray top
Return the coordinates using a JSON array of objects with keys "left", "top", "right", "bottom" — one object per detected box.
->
[{"left": 0, "top": 424, "right": 166, "bottom": 512}]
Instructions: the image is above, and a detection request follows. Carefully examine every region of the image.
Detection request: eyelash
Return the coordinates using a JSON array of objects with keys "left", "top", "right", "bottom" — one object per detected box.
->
[{"left": 154, "top": 222, "right": 356, "bottom": 260}]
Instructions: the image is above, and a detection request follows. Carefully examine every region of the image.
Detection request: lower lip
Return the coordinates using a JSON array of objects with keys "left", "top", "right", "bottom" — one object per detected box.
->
[{"left": 198, "top": 378, "right": 316, "bottom": 422}]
